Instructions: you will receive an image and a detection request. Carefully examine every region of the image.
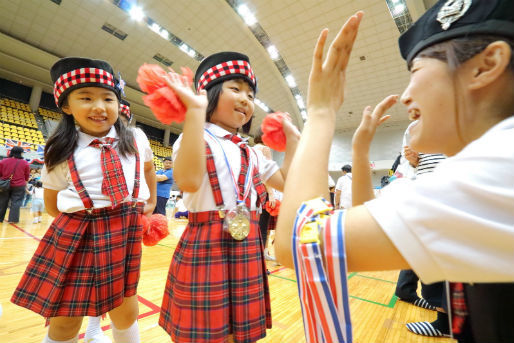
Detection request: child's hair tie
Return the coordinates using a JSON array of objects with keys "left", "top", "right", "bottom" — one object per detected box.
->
[
  {"left": 136, "top": 63, "right": 193, "bottom": 125},
  {"left": 260, "top": 112, "right": 291, "bottom": 152}
]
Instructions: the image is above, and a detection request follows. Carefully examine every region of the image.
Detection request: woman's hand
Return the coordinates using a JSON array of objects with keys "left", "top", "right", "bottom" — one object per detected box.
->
[
  {"left": 307, "top": 12, "right": 363, "bottom": 118},
  {"left": 352, "top": 95, "right": 398, "bottom": 155}
]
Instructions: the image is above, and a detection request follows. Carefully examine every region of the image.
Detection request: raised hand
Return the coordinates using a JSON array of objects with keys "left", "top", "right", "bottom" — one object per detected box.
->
[
  {"left": 352, "top": 95, "right": 398, "bottom": 155},
  {"left": 164, "top": 72, "right": 207, "bottom": 111},
  {"left": 307, "top": 11, "right": 363, "bottom": 117}
]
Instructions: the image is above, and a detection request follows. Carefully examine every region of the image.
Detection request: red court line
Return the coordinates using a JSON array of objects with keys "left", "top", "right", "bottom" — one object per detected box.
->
[
  {"left": 11, "top": 223, "right": 163, "bottom": 337},
  {"left": 10, "top": 223, "right": 41, "bottom": 241},
  {"left": 270, "top": 266, "right": 286, "bottom": 274}
]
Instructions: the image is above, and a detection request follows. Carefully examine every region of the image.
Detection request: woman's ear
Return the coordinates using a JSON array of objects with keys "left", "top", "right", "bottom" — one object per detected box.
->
[
  {"left": 468, "top": 41, "right": 512, "bottom": 90},
  {"left": 61, "top": 104, "right": 72, "bottom": 115}
]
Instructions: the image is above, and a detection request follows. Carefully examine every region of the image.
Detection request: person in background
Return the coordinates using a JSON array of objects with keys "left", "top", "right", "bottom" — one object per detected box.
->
[
  {"left": 153, "top": 157, "right": 174, "bottom": 215},
  {"left": 335, "top": 164, "right": 352, "bottom": 209},
  {"left": 31, "top": 180, "right": 44, "bottom": 224},
  {"left": 0, "top": 146, "right": 30, "bottom": 223}
]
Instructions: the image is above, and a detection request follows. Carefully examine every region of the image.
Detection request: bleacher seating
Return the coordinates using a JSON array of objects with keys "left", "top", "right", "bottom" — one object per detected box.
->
[
  {"left": 0, "top": 98, "right": 45, "bottom": 150},
  {"left": 39, "top": 107, "right": 61, "bottom": 121},
  {"left": 149, "top": 138, "right": 173, "bottom": 170}
]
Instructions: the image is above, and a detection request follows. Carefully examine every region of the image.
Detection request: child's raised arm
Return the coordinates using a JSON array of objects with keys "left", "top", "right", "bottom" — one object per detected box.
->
[
  {"left": 164, "top": 74, "right": 208, "bottom": 192},
  {"left": 351, "top": 95, "right": 397, "bottom": 206}
]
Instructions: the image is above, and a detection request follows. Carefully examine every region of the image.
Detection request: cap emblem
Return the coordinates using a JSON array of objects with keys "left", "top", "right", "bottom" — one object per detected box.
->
[{"left": 437, "top": 0, "right": 472, "bottom": 30}]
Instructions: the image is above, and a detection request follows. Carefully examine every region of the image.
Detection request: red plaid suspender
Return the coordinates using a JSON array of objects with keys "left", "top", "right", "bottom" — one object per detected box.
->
[
  {"left": 204, "top": 140, "right": 266, "bottom": 209},
  {"left": 68, "top": 140, "right": 140, "bottom": 211}
]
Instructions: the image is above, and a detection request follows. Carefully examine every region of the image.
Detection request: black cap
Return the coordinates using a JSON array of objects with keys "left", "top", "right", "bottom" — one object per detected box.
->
[
  {"left": 399, "top": 0, "right": 514, "bottom": 64},
  {"left": 120, "top": 99, "right": 131, "bottom": 120},
  {"left": 51, "top": 57, "right": 122, "bottom": 107},
  {"left": 194, "top": 51, "right": 256, "bottom": 92}
]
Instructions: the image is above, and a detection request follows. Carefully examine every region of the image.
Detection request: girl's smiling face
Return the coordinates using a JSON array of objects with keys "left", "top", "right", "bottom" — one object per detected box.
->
[
  {"left": 62, "top": 87, "right": 119, "bottom": 137},
  {"left": 209, "top": 79, "right": 255, "bottom": 134}
]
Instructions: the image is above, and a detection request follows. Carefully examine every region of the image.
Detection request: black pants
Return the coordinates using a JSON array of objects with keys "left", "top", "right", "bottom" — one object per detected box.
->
[
  {"left": 395, "top": 269, "right": 444, "bottom": 307},
  {"left": 0, "top": 185, "right": 25, "bottom": 223},
  {"left": 455, "top": 283, "right": 514, "bottom": 343},
  {"left": 259, "top": 208, "right": 271, "bottom": 247},
  {"left": 153, "top": 196, "right": 169, "bottom": 215}
]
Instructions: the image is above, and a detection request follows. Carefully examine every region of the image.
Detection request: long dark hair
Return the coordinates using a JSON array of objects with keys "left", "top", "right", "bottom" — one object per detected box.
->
[
  {"left": 45, "top": 112, "right": 137, "bottom": 171},
  {"left": 9, "top": 146, "right": 24, "bottom": 159},
  {"left": 205, "top": 78, "right": 255, "bottom": 134}
]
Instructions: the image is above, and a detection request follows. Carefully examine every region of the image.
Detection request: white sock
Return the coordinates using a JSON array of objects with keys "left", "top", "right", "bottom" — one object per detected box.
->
[
  {"left": 85, "top": 316, "right": 103, "bottom": 338},
  {"left": 42, "top": 333, "right": 78, "bottom": 343},
  {"left": 111, "top": 321, "right": 139, "bottom": 343}
]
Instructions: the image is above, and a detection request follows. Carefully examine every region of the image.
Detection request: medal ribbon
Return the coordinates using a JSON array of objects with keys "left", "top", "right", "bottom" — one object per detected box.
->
[{"left": 205, "top": 129, "right": 253, "bottom": 206}]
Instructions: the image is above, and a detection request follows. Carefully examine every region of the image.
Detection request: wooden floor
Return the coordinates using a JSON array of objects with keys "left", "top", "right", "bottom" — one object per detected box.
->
[{"left": 0, "top": 209, "right": 456, "bottom": 343}]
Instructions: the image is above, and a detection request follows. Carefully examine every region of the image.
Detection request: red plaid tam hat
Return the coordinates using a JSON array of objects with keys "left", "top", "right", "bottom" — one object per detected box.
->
[
  {"left": 120, "top": 99, "right": 132, "bottom": 121},
  {"left": 51, "top": 57, "right": 123, "bottom": 108},
  {"left": 194, "top": 51, "right": 257, "bottom": 92}
]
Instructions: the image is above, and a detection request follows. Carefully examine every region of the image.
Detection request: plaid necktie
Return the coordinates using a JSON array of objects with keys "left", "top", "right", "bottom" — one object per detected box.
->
[
  {"left": 89, "top": 137, "right": 129, "bottom": 207},
  {"left": 450, "top": 282, "right": 468, "bottom": 334},
  {"left": 225, "top": 134, "right": 252, "bottom": 207}
]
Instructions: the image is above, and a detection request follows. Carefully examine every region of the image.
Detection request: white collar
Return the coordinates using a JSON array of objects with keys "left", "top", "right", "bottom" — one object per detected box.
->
[
  {"left": 204, "top": 122, "right": 248, "bottom": 142},
  {"left": 77, "top": 126, "right": 118, "bottom": 148}
]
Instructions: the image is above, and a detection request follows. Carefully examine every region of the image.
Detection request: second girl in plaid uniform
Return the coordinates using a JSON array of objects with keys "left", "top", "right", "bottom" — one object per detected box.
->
[
  {"left": 11, "top": 57, "right": 156, "bottom": 343},
  {"left": 158, "top": 52, "right": 299, "bottom": 343}
]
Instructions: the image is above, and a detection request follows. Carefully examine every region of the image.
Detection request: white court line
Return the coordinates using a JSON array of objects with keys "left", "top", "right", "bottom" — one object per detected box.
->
[{"left": 0, "top": 237, "right": 33, "bottom": 240}]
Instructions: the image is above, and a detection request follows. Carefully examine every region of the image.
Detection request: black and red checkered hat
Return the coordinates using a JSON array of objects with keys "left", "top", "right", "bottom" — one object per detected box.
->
[
  {"left": 120, "top": 99, "right": 131, "bottom": 120},
  {"left": 51, "top": 57, "right": 122, "bottom": 107},
  {"left": 194, "top": 51, "right": 256, "bottom": 92}
]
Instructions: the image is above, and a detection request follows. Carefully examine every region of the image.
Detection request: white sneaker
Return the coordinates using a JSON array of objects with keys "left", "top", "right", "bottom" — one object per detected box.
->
[{"left": 84, "top": 333, "right": 112, "bottom": 343}]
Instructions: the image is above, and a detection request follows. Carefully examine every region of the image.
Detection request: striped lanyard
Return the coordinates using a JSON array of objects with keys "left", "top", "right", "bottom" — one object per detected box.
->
[
  {"left": 293, "top": 198, "right": 353, "bottom": 343},
  {"left": 205, "top": 129, "right": 253, "bottom": 205}
]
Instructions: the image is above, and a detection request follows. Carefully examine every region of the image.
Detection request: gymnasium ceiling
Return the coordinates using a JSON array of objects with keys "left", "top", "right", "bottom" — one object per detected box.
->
[{"left": 0, "top": 0, "right": 436, "bottom": 137}]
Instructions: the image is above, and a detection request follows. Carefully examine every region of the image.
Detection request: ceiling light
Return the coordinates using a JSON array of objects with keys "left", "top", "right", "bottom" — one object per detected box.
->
[
  {"left": 149, "top": 23, "right": 161, "bottom": 34},
  {"left": 237, "top": 4, "right": 257, "bottom": 26},
  {"left": 129, "top": 5, "right": 145, "bottom": 21},
  {"left": 255, "top": 99, "right": 270, "bottom": 112},
  {"left": 295, "top": 95, "right": 305, "bottom": 109},
  {"left": 300, "top": 110, "right": 307, "bottom": 120},
  {"left": 393, "top": 4, "right": 405, "bottom": 15},
  {"left": 285, "top": 74, "right": 296, "bottom": 88},
  {"left": 160, "top": 29, "right": 169, "bottom": 40},
  {"left": 267, "top": 45, "right": 279, "bottom": 60}
]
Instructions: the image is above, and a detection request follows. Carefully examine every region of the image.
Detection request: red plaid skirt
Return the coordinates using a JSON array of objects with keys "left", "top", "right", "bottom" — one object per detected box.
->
[
  {"left": 11, "top": 202, "right": 143, "bottom": 317},
  {"left": 159, "top": 210, "right": 272, "bottom": 343}
]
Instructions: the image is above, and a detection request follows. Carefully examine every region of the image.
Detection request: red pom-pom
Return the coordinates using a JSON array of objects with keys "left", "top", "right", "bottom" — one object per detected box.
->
[
  {"left": 136, "top": 63, "right": 168, "bottom": 93},
  {"left": 142, "top": 87, "right": 186, "bottom": 125},
  {"left": 261, "top": 112, "right": 290, "bottom": 152},
  {"left": 264, "top": 199, "right": 281, "bottom": 216},
  {"left": 142, "top": 214, "right": 169, "bottom": 246},
  {"left": 136, "top": 64, "right": 193, "bottom": 124}
]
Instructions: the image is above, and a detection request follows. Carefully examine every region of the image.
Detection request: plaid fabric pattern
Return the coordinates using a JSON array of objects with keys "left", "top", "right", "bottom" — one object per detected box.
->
[
  {"left": 450, "top": 282, "right": 468, "bottom": 334},
  {"left": 89, "top": 138, "right": 130, "bottom": 208},
  {"left": 11, "top": 140, "right": 142, "bottom": 318},
  {"left": 120, "top": 103, "right": 131, "bottom": 120},
  {"left": 197, "top": 60, "right": 255, "bottom": 91},
  {"left": 53, "top": 67, "right": 115, "bottom": 106},
  {"left": 11, "top": 202, "right": 143, "bottom": 317},
  {"left": 159, "top": 142, "right": 271, "bottom": 343}
]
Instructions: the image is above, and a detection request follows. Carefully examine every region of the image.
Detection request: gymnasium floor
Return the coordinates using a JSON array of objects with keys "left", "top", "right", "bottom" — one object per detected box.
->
[{"left": 0, "top": 209, "right": 456, "bottom": 343}]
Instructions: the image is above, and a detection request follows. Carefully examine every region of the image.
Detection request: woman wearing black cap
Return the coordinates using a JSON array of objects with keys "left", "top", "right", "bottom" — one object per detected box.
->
[
  {"left": 276, "top": 0, "right": 514, "bottom": 341},
  {"left": 0, "top": 146, "right": 30, "bottom": 223}
]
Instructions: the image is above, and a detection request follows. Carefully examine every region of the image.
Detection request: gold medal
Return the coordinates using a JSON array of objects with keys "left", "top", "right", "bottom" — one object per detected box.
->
[{"left": 224, "top": 203, "right": 251, "bottom": 240}]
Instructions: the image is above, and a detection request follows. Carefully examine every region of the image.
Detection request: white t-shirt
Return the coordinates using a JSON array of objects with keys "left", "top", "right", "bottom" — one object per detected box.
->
[
  {"left": 172, "top": 123, "right": 279, "bottom": 212},
  {"left": 365, "top": 116, "right": 514, "bottom": 284},
  {"left": 42, "top": 127, "right": 153, "bottom": 213},
  {"left": 335, "top": 173, "right": 352, "bottom": 209}
]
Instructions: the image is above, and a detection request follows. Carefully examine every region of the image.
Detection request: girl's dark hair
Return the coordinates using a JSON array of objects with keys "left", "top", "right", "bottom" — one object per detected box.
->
[
  {"left": 412, "top": 35, "right": 514, "bottom": 73},
  {"left": 253, "top": 127, "right": 264, "bottom": 144},
  {"left": 9, "top": 146, "right": 24, "bottom": 159},
  {"left": 45, "top": 109, "right": 137, "bottom": 171},
  {"left": 204, "top": 78, "right": 255, "bottom": 134}
]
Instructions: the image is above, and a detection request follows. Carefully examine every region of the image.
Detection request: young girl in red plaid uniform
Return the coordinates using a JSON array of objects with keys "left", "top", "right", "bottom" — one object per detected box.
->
[
  {"left": 158, "top": 51, "right": 299, "bottom": 343},
  {"left": 11, "top": 57, "right": 157, "bottom": 343}
]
